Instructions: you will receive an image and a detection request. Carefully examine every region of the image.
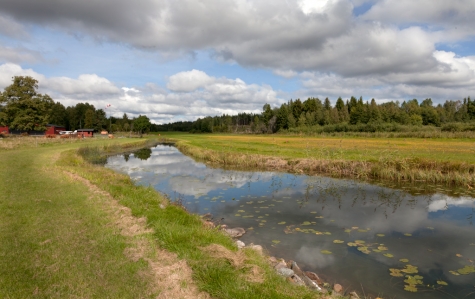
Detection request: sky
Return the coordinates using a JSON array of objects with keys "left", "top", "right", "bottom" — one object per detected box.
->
[{"left": 0, "top": 0, "right": 474, "bottom": 124}]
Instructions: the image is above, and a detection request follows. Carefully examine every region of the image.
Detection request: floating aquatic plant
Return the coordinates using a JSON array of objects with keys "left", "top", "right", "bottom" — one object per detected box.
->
[
  {"left": 321, "top": 250, "right": 332, "bottom": 255},
  {"left": 358, "top": 247, "right": 371, "bottom": 254},
  {"left": 402, "top": 275, "right": 424, "bottom": 292},
  {"left": 333, "top": 240, "right": 345, "bottom": 244},
  {"left": 401, "top": 264, "right": 418, "bottom": 274},
  {"left": 456, "top": 265, "right": 475, "bottom": 275},
  {"left": 389, "top": 268, "right": 403, "bottom": 277}
]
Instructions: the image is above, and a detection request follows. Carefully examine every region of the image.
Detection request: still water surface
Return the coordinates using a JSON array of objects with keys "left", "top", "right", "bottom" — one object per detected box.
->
[{"left": 106, "top": 145, "right": 475, "bottom": 299}]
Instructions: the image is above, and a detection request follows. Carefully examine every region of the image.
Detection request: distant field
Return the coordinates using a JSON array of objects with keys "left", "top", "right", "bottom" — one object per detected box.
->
[{"left": 159, "top": 132, "right": 475, "bottom": 164}]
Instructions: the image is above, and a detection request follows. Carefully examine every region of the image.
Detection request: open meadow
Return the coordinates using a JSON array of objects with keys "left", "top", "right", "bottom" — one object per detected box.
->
[{"left": 159, "top": 132, "right": 475, "bottom": 188}]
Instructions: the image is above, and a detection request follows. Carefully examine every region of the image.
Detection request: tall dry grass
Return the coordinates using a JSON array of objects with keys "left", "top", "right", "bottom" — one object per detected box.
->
[{"left": 176, "top": 141, "right": 475, "bottom": 187}]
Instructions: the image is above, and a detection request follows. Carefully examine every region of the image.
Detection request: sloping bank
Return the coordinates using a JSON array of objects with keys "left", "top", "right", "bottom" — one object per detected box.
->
[
  {"left": 64, "top": 140, "right": 345, "bottom": 299},
  {"left": 174, "top": 140, "right": 475, "bottom": 187}
]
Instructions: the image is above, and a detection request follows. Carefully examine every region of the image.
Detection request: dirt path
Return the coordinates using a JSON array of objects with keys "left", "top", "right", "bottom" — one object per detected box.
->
[{"left": 62, "top": 170, "right": 210, "bottom": 299}]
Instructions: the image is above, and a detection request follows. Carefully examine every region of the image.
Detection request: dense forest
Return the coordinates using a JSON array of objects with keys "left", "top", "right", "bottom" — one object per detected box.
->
[
  {"left": 156, "top": 96, "right": 475, "bottom": 133},
  {"left": 2, "top": 76, "right": 474, "bottom": 135}
]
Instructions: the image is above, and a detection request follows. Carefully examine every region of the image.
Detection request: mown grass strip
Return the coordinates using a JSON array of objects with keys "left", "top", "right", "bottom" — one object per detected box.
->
[{"left": 0, "top": 142, "right": 157, "bottom": 298}]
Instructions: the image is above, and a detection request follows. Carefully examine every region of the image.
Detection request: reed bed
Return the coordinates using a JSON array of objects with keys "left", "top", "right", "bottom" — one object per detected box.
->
[{"left": 175, "top": 138, "right": 475, "bottom": 187}]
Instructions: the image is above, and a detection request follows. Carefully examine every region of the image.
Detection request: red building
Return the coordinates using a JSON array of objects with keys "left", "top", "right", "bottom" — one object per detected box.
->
[
  {"left": 45, "top": 124, "right": 66, "bottom": 135},
  {"left": 77, "top": 129, "right": 94, "bottom": 137},
  {"left": 0, "top": 126, "right": 8, "bottom": 134}
]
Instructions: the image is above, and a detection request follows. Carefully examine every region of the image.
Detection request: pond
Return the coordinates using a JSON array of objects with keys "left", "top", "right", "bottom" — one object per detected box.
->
[{"left": 106, "top": 144, "right": 475, "bottom": 299}]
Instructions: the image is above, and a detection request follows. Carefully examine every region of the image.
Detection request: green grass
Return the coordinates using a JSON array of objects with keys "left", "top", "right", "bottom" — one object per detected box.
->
[
  {"left": 0, "top": 137, "right": 328, "bottom": 299},
  {"left": 0, "top": 139, "right": 157, "bottom": 298}
]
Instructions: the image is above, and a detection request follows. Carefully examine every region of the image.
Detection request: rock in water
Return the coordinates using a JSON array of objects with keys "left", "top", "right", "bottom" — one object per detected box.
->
[
  {"left": 224, "top": 227, "right": 246, "bottom": 238},
  {"left": 304, "top": 271, "right": 323, "bottom": 285},
  {"left": 301, "top": 275, "right": 322, "bottom": 292},
  {"left": 290, "top": 261, "right": 304, "bottom": 277}
]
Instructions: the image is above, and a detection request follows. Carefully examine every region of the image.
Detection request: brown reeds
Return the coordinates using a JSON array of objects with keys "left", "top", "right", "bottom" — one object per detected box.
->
[{"left": 176, "top": 142, "right": 475, "bottom": 187}]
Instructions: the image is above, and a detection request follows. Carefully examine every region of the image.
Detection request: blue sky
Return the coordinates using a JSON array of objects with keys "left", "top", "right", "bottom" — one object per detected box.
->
[{"left": 0, "top": 0, "right": 474, "bottom": 124}]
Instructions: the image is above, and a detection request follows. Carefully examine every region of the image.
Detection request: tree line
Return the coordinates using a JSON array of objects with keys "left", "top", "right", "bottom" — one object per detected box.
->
[
  {"left": 0, "top": 76, "right": 151, "bottom": 134},
  {"left": 157, "top": 96, "right": 475, "bottom": 133}
]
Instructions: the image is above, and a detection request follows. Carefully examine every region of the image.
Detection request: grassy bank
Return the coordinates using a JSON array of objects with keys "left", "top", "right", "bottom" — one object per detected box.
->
[
  {"left": 0, "top": 138, "right": 159, "bottom": 298},
  {"left": 157, "top": 133, "right": 475, "bottom": 188},
  {"left": 0, "top": 137, "right": 328, "bottom": 299}
]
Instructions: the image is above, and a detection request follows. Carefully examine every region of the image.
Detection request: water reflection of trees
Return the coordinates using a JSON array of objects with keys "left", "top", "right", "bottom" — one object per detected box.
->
[{"left": 134, "top": 148, "right": 152, "bottom": 160}]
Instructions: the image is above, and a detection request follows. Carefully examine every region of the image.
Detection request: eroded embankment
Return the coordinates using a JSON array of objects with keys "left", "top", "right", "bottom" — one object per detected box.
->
[{"left": 175, "top": 140, "right": 475, "bottom": 187}]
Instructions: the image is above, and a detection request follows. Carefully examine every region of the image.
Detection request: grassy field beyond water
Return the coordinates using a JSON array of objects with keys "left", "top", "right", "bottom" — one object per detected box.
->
[{"left": 160, "top": 133, "right": 475, "bottom": 188}]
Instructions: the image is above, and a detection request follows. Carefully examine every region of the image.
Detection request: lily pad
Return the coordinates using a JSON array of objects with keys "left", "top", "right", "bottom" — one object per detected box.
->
[
  {"left": 358, "top": 247, "right": 371, "bottom": 254},
  {"left": 401, "top": 265, "right": 419, "bottom": 274},
  {"left": 272, "top": 240, "right": 281, "bottom": 244},
  {"left": 376, "top": 234, "right": 385, "bottom": 237},
  {"left": 302, "top": 221, "right": 312, "bottom": 226},
  {"left": 333, "top": 240, "right": 345, "bottom": 244},
  {"left": 384, "top": 253, "right": 394, "bottom": 258},
  {"left": 404, "top": 284, "right": 418, "bottom": 292},
  {"left": 320, "top": 250, "right": 332, "bottom": 255},
  {"left": 389, "top": 268, "right": 404, "bottom": 277},
  {"left": 404, "top": 233, "right": 412, "bottom": 237},
  {"left": 355, "top": 240, "right": 366, "bottom": 244},
  {"left": 404, "top": 275, "right": 423, "bottom": 285},
  {"left": 457, "top": 265, "right": 475, "bottom": 275},
  {"left": 437, "top": 280, "right": 448, "bottom": 286},
  {"left": 347, "top": 242, "right": 358, "bottom": 247},
  {"left": 399, "top": 258, "right": 409, "bottom": 263},
  {"left": 378, "top": 246, "right": 388, "bottom": 251},
  {"left": 344, "top": 229, "right": 352, "bottom": 233},
  {"left": 278, "top": 221, "right": 286, "bottom": 225},
  {"left": 449, "top": 270, "right": 460, "bottom": 276}
]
